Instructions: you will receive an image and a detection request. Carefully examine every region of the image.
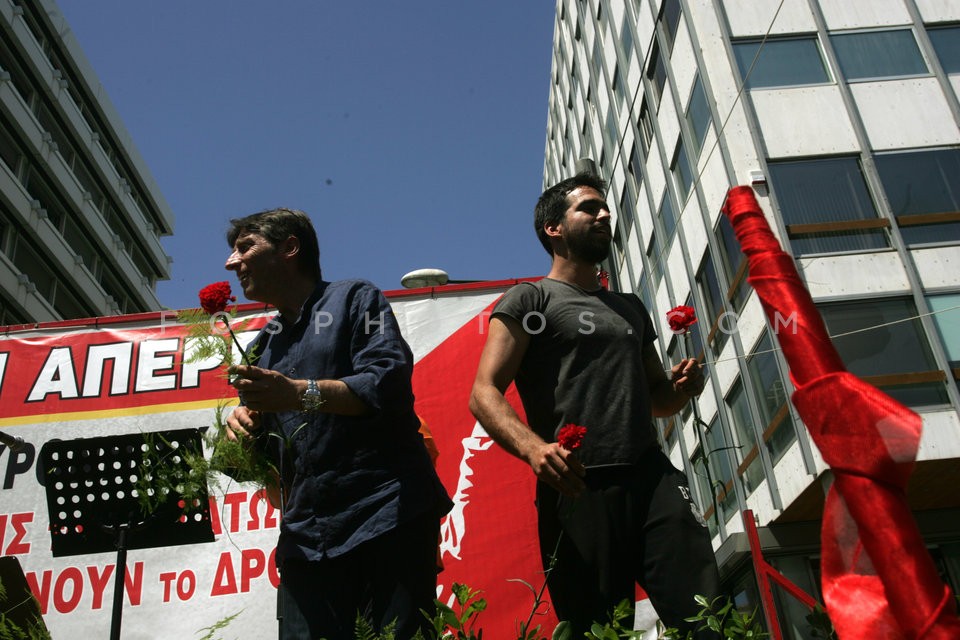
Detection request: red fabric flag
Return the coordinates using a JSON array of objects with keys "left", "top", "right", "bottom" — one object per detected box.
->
[{"left": 723, "top": 186, "right": 959, "bottom": 639}]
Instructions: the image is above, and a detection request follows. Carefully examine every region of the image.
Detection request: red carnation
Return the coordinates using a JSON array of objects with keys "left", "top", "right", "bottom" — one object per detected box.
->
[
  {"left": 557, "top": 424, "right": 587, "bottom": 451},
  {"left": 666, "top": 305, "right": 698, "bottom": 335},
  {"left": 198, "top": 281, "right": 236, "bottom": 315}
]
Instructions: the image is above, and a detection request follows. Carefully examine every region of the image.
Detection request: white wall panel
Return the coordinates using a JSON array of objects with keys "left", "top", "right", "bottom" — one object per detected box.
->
[
  {"left": 772, "top": 443, "right": 815, "bottom": 509},
  {"left": 681, "top": 195, "right": 708, "bottom": 267},
  {"left": 745, "top": 477, "right": 779, "bottom": 524},
  {"left": 737, "top": 296, "right": 768, "bottom": 358},
  {"left": 852, "top": 79, "right": 960, "bottom": 150},
  {"left": 912, "top": 246, "right": 960, "bottom": 289},
  {"left": 751, "top": 86, "right": 860, "bottom": 158},
  {"left": 818, "top": 0, "right": 911, "bottom": 30},
  {"left": 699, "top": 137, "right": 732, "bottom": 219},
  {"left": 658, "top": 89, "right": 681, "bottom": 154},
  {"left": 713, "top": 335, "right": 742, "bottom": 397},
  {"left": 917, "top": 410, "right": 960, "bottom": 460},
  {"left": 667, "top": 239, "right": 691, "bottom": 303},
  {"left": 800, "top": 252, "right": 911, "bottom": 299},
  {"left": 721, "top": 0, "right": 817, "bottom": 38},
  {"left": 646, "top": 139, "right": 666, "bottom": 208},
  {"left": 916, "top": 0, "right": 960, "bottom": 23},
  {"left": 671, "top": 21, "right": 698, "bottom": 107}
]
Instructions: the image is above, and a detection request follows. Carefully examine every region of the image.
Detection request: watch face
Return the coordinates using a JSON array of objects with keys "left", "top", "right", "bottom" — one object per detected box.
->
[{"left": 301, "top": 383, "right": 324, "bottom": 412}]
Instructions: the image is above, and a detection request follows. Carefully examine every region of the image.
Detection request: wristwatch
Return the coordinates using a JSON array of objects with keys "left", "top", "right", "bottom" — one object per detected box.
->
[{"left": 300, "top": 379, "right": 326, "bottom": 413}]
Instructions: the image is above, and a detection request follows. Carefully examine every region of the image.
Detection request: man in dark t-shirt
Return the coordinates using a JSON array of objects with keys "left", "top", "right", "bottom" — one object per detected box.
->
[{"left": 470, "top": 174, "right": 721, "bottom": 638}]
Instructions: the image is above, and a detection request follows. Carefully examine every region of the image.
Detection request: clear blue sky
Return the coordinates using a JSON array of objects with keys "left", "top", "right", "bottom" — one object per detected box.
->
[{"left": 56, "top": 1, "right": 558, "bottom": 311}]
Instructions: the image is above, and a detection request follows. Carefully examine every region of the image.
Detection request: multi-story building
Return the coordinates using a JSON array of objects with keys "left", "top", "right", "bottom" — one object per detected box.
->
[
  {"left": 544, "top": 0, "right": 960, "bottom": 634},
  {"left": 0, "top": 0, "right": 173, "bottom": 325}
]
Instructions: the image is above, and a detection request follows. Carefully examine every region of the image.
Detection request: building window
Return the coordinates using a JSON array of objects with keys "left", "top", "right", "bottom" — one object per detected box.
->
[
  {"left": 593, "top": 38, "right": 603, "bottom": 78},
  {"left": 604, "top": 108, "right": 619, "bottom": 163},
  {"left": 619, "top": 185, "right": 635, "bottom": 239},
  {"left": 733, "top": 36, "right": 830, "bottom": 89},
  {"left": 0, "top": 120, "right": 24, "bottom": 177},
  {"left": 819, "top": 298, "right": 950, "bottom": 407},
  {"left": 672, "top": 139, "right": 695, "bottom": 204},
  {"left": 0, "top": 206, "right": 11, "bottom": 256},
  {"left": 768, "top": 156, "right": 889, "bottom": 255},
  {"left": 830, "top": 29, "right": 928, "bottom": 81},
  {"left": 0, "top": 298, "right": 28, "bottom": 326},
  {"left": 620, "top": 14, "right": 634, "bottom": 68},
  {"left": 726, "top": 380, "right": 764, "bottom": 496},
  {"left": 661, "top": 0, "right": 682, "bottom": 53},
  {"left": 638, "top": 277, "right": 656, "bottom": 321},
  {"left": 613, "top": 227, "right": 626, "bottom": 269},
  {"left": 717, "top": 214, "right": 750, "bottom": 310},
  {"left": 646, "top": 233, "right": 663, "bottom": 289},
  {"left": 928, "top": 25, "right": 960, "bottom": 74},
  {"left": 746, "top": 331, "right": 797, "bottom": 468},
  {"left": 686, "top": 75, "right": 712, "bottom": 156},
  {"left": 647, "top": 41, "right": 667, "bottom": 106},
  {"left": 926, "top": 293, "right": 960, "bottom": 377},
  {"left": 874, "top": 149, "right": 960, "bottom": 246},
  {"left": 612, "top": 64, "right": 626, "bottom": 110},
  {"left": 692, "top": 416, "right": 738, "bottom": 535},
  {"left": 638, "top": 99, "right": 654, "bottom": 156},
  {"left": 12, "top": 236, "right": 55, "bottom": 299},
  {"left": 627, "top": 142, "right": 643, "bottom": 196},
  {"left": 697, "top": 250, "right": 730, "bottom": 354},
  {"left": 679, "top": 293, "right": 706, "bottom": 384},
  {"left": 657, "top": 191, "right": 677, "bottom": 251}
]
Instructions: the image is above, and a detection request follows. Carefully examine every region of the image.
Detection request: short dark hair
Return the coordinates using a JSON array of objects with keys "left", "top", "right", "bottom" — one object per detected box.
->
[
  {"left": 226, "top": 208, "right": 322, "bottom": 279},
  {"left": 534, "top": 173, "right": 607, "bottom": 255}
]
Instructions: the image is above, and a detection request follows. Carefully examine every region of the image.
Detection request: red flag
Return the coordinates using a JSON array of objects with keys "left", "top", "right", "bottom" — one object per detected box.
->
[{"left": 723, "top": 186, "right": 959, "bottom": 639}]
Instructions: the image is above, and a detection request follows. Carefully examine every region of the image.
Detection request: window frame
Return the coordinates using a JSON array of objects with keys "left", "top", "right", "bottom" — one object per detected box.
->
[
  {"left": 830, "top": 27, "right": 929, "bottom": 82},
  {"left": 733, "top": 35, "right": 831, "bottom": 90},
  {"left": 768, "top": 156, "right": 890, "bottom": 255},
  {"left": 874, "top": 148, "right": 960, "bottom": 247},
  {"left": 818, "top": 297, "right": 950, "bottom": 407},
  {"left": 647, "top": 41, "right": 668, "bottom": 107},
  {"left": 685, "top": 75, "right": 712, "bottom": 156},
  {"left": 928, "top": 24, "right": 960, "bottom": 75}
]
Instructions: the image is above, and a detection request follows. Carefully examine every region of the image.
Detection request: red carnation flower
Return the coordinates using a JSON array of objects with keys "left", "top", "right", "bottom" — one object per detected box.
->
[
  {"left": 198, "top": 281, "right": 236, "bottom": 315},
  {"left": 597, "top": 269, "right": 610, "bottom": 290},
  {"left": 666, "top": 305, "right": 698, "bottom": 335},
  {"left": 557, "top": 424, "right": 587, "bottom": 451}
]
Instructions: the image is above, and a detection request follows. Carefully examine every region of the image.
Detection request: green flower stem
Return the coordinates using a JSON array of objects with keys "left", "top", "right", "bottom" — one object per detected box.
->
[
  {"left": 681, "top": 332, "right": 721, "bottom": 532},
  {"left": 219, "top": 317, "right": 252, "bottom": 366}
]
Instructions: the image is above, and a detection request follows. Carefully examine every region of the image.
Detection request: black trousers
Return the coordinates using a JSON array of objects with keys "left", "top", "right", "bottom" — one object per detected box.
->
[
  {"left": 277, "top": 510, "right": 440, "bottom": 640},
  {"left": 537, "top": 449, "right": 721, "bottom": 638}
]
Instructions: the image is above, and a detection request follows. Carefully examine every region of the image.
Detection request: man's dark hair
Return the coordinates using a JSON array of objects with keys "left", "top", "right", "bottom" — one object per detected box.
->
[
  {"left": 226, "top": 207, "right": 322, "bottom": 279},
  {"left": 534, "top": 172, "right": 607, "bottom": 255}
]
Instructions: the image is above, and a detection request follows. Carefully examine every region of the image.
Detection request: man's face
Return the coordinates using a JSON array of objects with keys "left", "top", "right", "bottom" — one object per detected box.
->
[
  {"left": 224, "top": 231, "right": 285, "bottom": 303},
  {"left": 559, "top": 186, "right": 612, "bottom": 263}
]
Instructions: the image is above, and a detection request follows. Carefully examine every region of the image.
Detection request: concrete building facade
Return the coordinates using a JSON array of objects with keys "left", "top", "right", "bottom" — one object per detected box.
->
[
  {"left": 0, "top": 0, "right": 173, "bottom": 325},
  {"left": 543, "top": 0, "right": 960, "bottom": 635}
]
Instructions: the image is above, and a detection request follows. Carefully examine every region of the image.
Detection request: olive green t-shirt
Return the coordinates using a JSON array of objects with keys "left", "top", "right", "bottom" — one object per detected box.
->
[{"left": 492, "top": 278, "right": 659, "bottom": 467}]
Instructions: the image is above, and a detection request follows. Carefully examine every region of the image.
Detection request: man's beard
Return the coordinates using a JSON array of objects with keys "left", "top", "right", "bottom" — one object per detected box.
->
[{"left": 566, "top": 229, "right": 611, "bottom": 264}]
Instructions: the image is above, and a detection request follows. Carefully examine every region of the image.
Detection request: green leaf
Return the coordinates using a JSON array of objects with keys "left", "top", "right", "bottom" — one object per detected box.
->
[{"left": 551, "top": 621, "right": 572, "bottom": 640}]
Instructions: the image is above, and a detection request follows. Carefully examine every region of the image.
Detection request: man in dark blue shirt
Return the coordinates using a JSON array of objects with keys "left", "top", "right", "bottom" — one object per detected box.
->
[{"left": 222, "top": 207, "right": 451, "bottom": 640}]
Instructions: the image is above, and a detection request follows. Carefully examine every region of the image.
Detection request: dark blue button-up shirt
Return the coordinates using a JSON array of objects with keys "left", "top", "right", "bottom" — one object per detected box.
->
[{"left": 253, "top": 279, "right": 451, "bottom": 561}]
